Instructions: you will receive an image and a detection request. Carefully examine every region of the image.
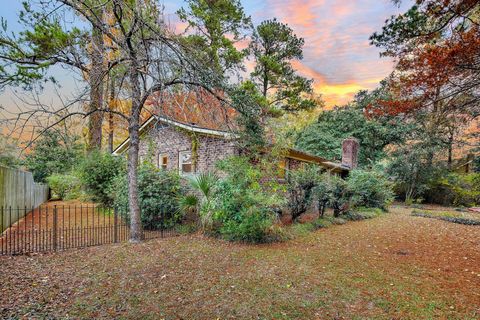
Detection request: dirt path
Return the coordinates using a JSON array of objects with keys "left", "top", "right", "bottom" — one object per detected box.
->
[{"left": 0, "top": 206, "right": 479, "bottom": 319}]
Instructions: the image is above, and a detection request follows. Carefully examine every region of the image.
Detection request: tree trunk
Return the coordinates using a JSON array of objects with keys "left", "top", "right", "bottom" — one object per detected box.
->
[
  {"left": 108, "top": 76, "right": 115, "bottom": 153},
  {"left": 127, "top": 61, "right": 143, "bottom": 243},
  {"left": 87, "top": 23, "right": 105, "bottom": 152},
  {"left": 447, "top": 130, "right": 454, "bottom": 171}
]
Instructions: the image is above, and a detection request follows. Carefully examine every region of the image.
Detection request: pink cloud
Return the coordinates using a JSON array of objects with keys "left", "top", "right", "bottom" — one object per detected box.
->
[{"left": 259, "top": 0, "right": 408, "bottom": 106}]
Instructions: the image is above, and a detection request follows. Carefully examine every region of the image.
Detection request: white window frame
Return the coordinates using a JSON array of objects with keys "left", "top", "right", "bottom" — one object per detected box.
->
[{"left": 178, "top": 150, "right": 193, "bottom": 175}]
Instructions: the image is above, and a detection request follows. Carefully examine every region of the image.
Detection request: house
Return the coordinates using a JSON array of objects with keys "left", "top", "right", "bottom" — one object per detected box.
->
[
  {"left": 112, "top": 115, "right": 358, "bottom": 177},
  {"left": 112, "top": 92, "right": 358, "bottom": 176}
]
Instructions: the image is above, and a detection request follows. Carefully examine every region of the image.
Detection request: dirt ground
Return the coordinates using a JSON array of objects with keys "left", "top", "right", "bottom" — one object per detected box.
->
[{"left": 0, "top": 206, "right": 479, "bottom": 319}]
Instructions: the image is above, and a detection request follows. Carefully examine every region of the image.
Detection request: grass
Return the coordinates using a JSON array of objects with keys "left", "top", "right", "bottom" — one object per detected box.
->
[
  {"left": 1, "top": 206, "right": 480, "bottom": 319},
  {"left": 412, "top": 209, "right": 480, "bottom": 225}
]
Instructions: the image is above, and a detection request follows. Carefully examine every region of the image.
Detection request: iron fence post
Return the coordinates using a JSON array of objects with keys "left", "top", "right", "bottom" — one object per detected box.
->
[
  {"left": 114, "top": 206, "right": 118, "bottom": 243},
  {"left": 53, "top": 205, "right": 58, "bottom": 251}
]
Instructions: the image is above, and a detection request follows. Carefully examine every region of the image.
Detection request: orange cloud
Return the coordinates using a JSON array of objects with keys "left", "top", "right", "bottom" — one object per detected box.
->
[{"left": 260, "top": 0, "right": 408, "bottom": 107}]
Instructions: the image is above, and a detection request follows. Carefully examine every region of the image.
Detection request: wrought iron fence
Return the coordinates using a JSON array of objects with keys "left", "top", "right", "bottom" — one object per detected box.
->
[{"left": 0, "top": 203, "right": 177, "bottom": 255}]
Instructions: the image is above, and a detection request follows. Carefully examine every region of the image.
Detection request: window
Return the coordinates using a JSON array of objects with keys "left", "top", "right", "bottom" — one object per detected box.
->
[
  {"left": 158, "top": 154, "right": 168, "bottom": 170},
  {"left": 178, "top": 151, "right": 193, "bottom": 174}
]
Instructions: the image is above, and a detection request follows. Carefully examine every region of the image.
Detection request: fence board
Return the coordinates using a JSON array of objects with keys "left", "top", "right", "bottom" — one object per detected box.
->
[{"left": 0, "top": 166, "right": 49, "bottom": 232}]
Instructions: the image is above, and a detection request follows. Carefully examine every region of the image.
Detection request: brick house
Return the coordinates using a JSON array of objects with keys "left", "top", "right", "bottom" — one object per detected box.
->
[{"left": 112, "top": 114, "right": 358, "bottom": 177}]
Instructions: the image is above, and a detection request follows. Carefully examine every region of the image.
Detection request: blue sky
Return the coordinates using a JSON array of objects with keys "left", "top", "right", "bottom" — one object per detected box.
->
[{"left": 0, "top": 0, "right": 411, "bottom": 116}]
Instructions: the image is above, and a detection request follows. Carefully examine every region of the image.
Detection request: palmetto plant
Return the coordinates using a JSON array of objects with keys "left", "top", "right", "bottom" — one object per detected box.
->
[{"left": 179, "top": 172, "right": 219, "bottom": 230}]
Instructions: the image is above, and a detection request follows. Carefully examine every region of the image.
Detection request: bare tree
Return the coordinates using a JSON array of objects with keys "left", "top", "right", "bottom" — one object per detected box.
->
[
  {"left": 2, "top": 0, "right": 260, "bottom": 242},
  {"left": 0, "top": 1, "right": 117, "bottom": 150}
]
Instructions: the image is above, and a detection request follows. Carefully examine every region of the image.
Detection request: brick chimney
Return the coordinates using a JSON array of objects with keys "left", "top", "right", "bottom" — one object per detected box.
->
[{"left": 342, "top": 138, "right": 359, "bottom": 169}]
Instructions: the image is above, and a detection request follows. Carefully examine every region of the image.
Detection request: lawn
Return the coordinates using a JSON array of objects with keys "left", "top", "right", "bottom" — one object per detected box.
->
[
  {"left": 412, "top": 207, "right": 480, "bottom": 225},
  {"left": 1, "top": 206, "right": 479, "bottom": 319}
]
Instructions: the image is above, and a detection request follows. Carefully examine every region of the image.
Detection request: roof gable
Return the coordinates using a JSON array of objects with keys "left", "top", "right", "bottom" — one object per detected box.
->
[{"left": 112, "top": 115, "right": 236, "bottom": 155}]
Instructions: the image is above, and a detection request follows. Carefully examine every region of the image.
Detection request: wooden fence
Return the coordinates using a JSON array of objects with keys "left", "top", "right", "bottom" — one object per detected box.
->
[{"left": 0, "top": 166, "right": 49, "bottom": 232}]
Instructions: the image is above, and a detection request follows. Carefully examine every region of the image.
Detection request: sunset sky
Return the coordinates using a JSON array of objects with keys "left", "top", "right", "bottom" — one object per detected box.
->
[{"left": 0, "top": 0, "right": 412, "bottom": 115}]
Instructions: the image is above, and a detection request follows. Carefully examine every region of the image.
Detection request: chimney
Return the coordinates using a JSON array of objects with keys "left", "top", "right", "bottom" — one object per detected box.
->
[{"left": 342, "top": 138, "right": 359, "bottom": 169}]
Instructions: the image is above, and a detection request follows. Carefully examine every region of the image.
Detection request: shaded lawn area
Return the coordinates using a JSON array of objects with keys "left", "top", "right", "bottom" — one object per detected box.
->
[
  {"left": 1, "top": 207, "right": 479, "bottom": 319},
  {"left": 412, "top": 207, "right": 480, "bottom": 225}
]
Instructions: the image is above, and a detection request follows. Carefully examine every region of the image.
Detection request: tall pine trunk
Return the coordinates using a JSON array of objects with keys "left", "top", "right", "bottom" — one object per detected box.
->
[
  {"left": 87, "top": 24, "right": 105, "bottom": 151},
  {"left": 108, "top": 76, "right": 115, "bottom": 153},
  {"left": 127, "top": 61, "right": 143, "bottom": 243}
]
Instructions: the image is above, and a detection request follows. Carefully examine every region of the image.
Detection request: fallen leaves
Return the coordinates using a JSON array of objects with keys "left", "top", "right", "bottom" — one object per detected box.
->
[{"left": 0, "top": 207, "right": 479, "bottom": 319}]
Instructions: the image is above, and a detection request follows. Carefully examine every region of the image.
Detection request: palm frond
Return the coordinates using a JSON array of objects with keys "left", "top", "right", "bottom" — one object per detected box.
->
[
  {"left": 178, "top": 194, "right": 199, "bottom": 214},
  {"left": 189, "top": 172, "right": 219, "bottom": 199}
]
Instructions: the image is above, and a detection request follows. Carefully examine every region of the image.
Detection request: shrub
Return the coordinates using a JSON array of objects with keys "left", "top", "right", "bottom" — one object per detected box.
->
[
  {"left": 78, "top": 151, "right": 125, "bottom": 205},
  {"left": 312, "top": 174, "right": 351, "bottom": 217},
  {"left": 46, "top": 173, "right": 81, "bottom": 200},
  {"left": 286, "top": 165, "right": 322, "bottom": 220},
  {"left": 342, "top": 208, "right": 383, "bottom": 221},
  {"left": 427, "top": 173, "right": 480, "bottom": 207},
  {"left": 220, "top": 209, "right": 274, "bottom": 242},
  {"left": 212, "top": 156, "right": 286, "bottom": 243},
  {"left": 113, "top": 163, "right": 184, "bottom": 229},
  {"left": 24, "top": 130, "right": 82, "bottom": 182},
  {"left": 346, "top": 169, "right": 394, "bottom": 210}
]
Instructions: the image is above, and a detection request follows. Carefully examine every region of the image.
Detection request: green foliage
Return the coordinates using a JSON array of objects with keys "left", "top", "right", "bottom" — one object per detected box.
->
[
  {"left": 286, "top": 165, "right": 323, "bottom": 220},
  {"left": 347, "top": 169, "right": 394, "bottom": 210},
  {"left": 0, "top": 2, "right": 87, "bottom": 89},
  {"left": 370, "top": 5, "right": 429, "bottom": 57},
  {"left": 316, "top": 174, "right": 351, "bottom": 217},
  {"left": 180, "top": 156, "right": 285, "bottom": 243},
  {"left": 0, "top": 135, "right": 19, "bottom": 168},
  {"left": 305, "top": 170, "right": 393, "bottom": 218},
  {"left": 220, "top": 210, "right": 274, "bottom": 242},
  {"left": 428, "top": 173, "right": 480, "bottom": 207},
  {"left": 183, "top": 172, "right": 220, "bottom": 229},
  {"left": 250, "top": 18, "right": 315, "bottom": 114},
  {"left": 295, "top": 89, "right": 410, "bottom": 167},
  {"left": 175, "top": 223, "right": 198, "bottom": 235},
  {"left": 289, "top": 222, "right": 316, "bottom": 237},
  {"left": 342, "top": 208, "right": 384, "bottom": 221},
  {"left": 46, "top": 173, "right": 81, "bottom": 200},
  {"left": 213, "top": 156, "right": 286, "bottom": 242},
  {"left": 78, "top": 151, "right": 125, "bottom": 206},
  {"left": 229, "top": 81, "right": 267, "bottom": 151},
  {"left": 113, "top": 163, "right": 184, "bottom": 230},
  {"left": 387, "top": 140, "right": 443, "bottom": 203},
  {"left": 24, "top": 129, "right": 82, "bottom": 182},
  {"left": 178, "top": 194, "right": 199, "bottom": 217},
  {"left": 178, "top": 0, "right": 251, "bottom": 73},
  {"left": 288, "top": 216, "right": 348, "bottom": 238},
  {"left": 412, "top": 210, "right": 480, "bottom": 226}
]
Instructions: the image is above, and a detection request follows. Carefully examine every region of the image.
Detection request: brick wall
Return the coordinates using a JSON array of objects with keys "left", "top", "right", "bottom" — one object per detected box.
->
[
  {"left": 196, "top": 135, "right": 238, "bottom": 172},
  {"left": 138, "top": 122, "right": 238, "bottom": 172}
]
